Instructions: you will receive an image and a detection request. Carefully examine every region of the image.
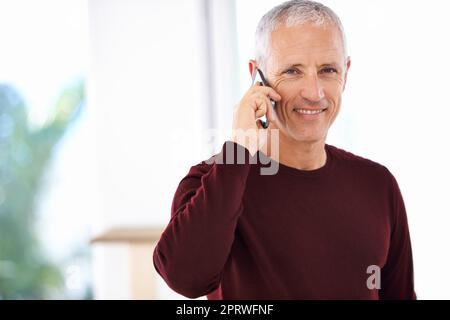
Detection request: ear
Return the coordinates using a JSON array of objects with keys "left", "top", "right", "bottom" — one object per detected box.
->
[
  {"left": 249, "top": 59, "right": 258, "bottom": 79},
  {"left": 342, "top": 57, "right": 351, "bottom": 92}
]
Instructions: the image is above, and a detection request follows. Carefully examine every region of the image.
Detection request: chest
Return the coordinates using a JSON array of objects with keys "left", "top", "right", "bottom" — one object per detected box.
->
[{"left": 239, "top": 173, "right": 392, "bottom": 270}]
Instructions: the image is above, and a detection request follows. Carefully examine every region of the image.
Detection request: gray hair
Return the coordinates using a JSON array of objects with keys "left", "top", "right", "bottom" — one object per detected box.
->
[{"left": 255, "top": 0, "right": 348, "bottom": 72}]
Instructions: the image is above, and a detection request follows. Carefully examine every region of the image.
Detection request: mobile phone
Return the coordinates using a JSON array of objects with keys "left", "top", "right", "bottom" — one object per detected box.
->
[{"left": 252, "top": 68, "right": 277, "bottom": 129}]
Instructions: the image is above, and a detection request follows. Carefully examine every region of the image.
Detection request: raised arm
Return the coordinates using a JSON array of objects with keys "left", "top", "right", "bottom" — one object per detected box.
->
[{"left": 153, "top": 142, "right": 252, "bottom": 298}]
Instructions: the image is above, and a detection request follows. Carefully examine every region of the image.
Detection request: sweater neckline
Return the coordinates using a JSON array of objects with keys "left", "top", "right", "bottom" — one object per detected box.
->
[{"left": 256, "top": 144, "right": 335, "bottom": 178}]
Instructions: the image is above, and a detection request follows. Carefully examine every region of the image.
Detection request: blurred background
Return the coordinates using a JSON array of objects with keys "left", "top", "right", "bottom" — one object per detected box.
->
[{"left": 0, "top": 0, "right": 449, "bottom": 300}]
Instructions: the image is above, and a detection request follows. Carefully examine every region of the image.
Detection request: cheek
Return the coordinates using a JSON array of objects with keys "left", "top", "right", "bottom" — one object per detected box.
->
[
  {"left": 277, "top": 93, "right": 297, "bottom": 118},
  {"left": 328, "top": 96, "right": 342, "bottom": 123},
  {"left": 325, "top": 84, "right": 343, "bottom": 107}
]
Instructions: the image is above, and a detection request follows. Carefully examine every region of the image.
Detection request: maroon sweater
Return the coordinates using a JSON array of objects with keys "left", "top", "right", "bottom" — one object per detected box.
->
[{"left": 153, "top": 141, "right": 416, "bottom": 299}]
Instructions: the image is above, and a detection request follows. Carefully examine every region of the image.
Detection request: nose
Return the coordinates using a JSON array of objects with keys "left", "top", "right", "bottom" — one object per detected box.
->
[{"left": 300, "top": 73, "right": 325, "bottom": 103}]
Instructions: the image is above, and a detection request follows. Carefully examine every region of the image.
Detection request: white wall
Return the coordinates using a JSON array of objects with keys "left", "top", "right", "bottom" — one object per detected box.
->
[{"left": 87, "top": 0, "right": 210, "bottom": 230}]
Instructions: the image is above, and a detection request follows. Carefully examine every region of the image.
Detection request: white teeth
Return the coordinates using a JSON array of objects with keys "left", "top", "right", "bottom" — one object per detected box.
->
[{"left": 294, "top": 108, "right": 325, "bottom": 115}]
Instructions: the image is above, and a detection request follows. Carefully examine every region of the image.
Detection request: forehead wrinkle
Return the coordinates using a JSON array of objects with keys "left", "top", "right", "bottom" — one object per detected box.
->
[
  {"left": 268, "top": 25, "right": 344, "bottom": 64},
  {"left": 270, "top": 50, "right": 343, "bottom": 72},
  {"left": 271, "top": 38, "right": 342, "bottom": 55}
]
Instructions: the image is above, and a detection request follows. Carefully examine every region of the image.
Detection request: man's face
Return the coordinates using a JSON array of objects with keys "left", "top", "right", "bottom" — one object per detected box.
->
[{"left": 265, "top": 22, "right": 350, "bottom": 144}]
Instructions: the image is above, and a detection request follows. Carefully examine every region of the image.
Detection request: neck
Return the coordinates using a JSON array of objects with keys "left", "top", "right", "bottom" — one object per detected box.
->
[{"left": 263, "top": 131, "right": 327, "bottom": 171}]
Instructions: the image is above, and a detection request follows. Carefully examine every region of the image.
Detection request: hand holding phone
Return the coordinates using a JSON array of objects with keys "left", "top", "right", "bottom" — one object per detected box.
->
[
  {"left": 231, "top": 68, "right": 281, "bottom": 155},
  {"left": 252, "top": 69, "right": 278, "bottom": 129}
]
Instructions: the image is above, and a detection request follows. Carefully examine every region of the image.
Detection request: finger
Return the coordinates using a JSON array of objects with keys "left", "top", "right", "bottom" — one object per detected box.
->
[
  {"left": 251, "top": 91, "right": 274, "bottom": 107},
  {"left": 252, "top": 86, "right": 282, "bottom": 102},
  {"left": 259, "top": 98, "right": 273, "bottom": 129},
  {"left": 249, "top": 94, "right": 268, "bottom": 113},
  {"left": 255, "top": 108, "right": 266, "bottom": 119},
  {"left": 255, "top": 105, "right": 267, "bottom": 122}
]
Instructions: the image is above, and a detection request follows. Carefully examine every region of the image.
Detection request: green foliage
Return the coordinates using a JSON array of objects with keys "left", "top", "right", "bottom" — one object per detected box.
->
[{"left": 0, "top": 81, "right": 84, "bottom": 299}]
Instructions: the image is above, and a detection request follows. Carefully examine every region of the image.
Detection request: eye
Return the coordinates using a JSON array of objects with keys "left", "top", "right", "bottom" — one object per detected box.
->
[
  {"left": 284, "top": 68, "right": 299, "bottom": 75},
  {"left": 321, "top": 67, "right": 338, "bottom": 74}
]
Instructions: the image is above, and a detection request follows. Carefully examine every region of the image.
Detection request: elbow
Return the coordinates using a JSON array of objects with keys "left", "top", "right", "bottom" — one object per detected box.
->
[{"left": 153, "top": 245, "right": 220, "bottom": 299}]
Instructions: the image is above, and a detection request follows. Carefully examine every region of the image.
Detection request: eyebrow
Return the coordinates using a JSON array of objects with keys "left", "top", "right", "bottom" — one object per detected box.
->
[{"left": 279, "top": 62, "right": 341, "bottom": 71}]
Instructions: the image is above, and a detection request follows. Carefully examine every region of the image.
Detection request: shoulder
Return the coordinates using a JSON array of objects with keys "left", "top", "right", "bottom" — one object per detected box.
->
[
  {"left": 171, "top": 160, "right": 214, "bottom": 216},
  {"left": 327, "top": 144, "right": 395, "bottom": 185},
  {"left": 185, "top": 140, "right": 249, "bottom": 179},
  {"left": 187, "top": 160, "right": 214, "bottom": 178}
]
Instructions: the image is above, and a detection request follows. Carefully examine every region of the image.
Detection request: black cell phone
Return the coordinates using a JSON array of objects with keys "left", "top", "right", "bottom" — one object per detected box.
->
[{"left": 252, "top": 69, "right": 277, "bottom": 129}]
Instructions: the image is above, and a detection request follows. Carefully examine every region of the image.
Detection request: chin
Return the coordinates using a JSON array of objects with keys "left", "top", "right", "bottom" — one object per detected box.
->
[
  {"left": 289, "top": 129, "right": 327, "bottom": 144},
  {"left": 293, "top": 136, "right": 324, "bottom": 144}
]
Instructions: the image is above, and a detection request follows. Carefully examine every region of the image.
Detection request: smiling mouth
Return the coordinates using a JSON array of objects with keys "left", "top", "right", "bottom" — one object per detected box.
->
[{"left": 293, "top": 108, "right": 328, "bottom": 115}]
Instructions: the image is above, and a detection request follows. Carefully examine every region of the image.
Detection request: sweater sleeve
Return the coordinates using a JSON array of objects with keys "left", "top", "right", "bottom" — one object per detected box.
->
[
  {"left": 379, "top": 172, "right": 416, "bottom": 300},
  {"left": 153, "top": 141, "right": 252, "bottom": 298}
]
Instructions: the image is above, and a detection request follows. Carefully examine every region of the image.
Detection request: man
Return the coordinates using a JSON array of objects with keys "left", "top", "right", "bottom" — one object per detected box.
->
[{"left": 153, "top": 0, "right": 416, "bottom": 299}]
